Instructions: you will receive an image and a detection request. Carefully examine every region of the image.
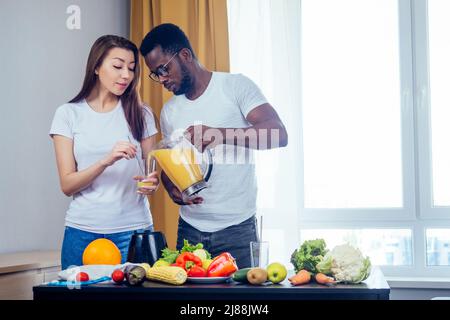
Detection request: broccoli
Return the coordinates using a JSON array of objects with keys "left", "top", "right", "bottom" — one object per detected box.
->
[{"left": 290, "top": 239, "right": 328, "bottom": 273}]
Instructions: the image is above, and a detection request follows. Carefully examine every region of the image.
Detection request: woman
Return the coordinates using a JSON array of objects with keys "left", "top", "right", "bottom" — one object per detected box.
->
[{"left": 49, "top": 35, "right": 159, "bottom": 270}]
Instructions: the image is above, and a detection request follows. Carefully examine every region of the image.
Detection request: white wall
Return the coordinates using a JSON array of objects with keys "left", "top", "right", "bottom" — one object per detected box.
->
[{"left": 0, "top": 0, "right": 130, "bottom": 254}]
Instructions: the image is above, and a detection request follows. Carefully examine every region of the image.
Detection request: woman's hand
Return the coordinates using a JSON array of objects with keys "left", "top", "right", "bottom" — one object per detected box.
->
[
  {"left": 134, "top": 171, "right": 160, "bottom": 196},
  {"left": 100, "top": 141, "right": 137, "bottom": 167}
]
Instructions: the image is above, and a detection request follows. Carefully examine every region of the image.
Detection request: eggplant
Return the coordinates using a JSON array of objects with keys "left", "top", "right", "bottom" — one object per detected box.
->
[{"left": 124, "top": 265, "right": 146, "bottom": 286}]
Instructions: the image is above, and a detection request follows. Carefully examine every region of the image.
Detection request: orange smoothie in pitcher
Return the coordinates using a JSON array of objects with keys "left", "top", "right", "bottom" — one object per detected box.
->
[{"left": 149, "top": 148, "right": 203, "bottom": 191}]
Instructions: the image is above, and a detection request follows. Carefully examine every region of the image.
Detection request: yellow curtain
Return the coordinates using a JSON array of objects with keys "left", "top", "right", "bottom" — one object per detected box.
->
[{"left": 130, "top": 0, "right": 230, "bottom": 249}]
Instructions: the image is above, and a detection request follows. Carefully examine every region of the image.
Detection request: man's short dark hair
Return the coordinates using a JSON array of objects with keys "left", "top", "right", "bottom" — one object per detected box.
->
[{"left": 140, "top": 23, "right": 196, "bottom": 59}]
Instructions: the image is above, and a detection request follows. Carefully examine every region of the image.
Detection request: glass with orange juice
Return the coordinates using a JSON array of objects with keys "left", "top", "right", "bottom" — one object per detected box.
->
[{"left": 136, "top": 156, "right": 157, "bottom": 189}]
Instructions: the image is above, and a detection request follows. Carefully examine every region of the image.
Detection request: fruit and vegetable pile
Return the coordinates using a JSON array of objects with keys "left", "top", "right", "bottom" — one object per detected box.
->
[
  {"left": 68, "top": 238, "right": 371, "bottom": 288},
  {"left": 288, "top": 239, "right": 372, "bottom": 286},
  {"left": 106, "top": 239, "right": 239, "bottom": 286},
  {"left": 106, "top": 240, "right": 291, "bottom": 287}
]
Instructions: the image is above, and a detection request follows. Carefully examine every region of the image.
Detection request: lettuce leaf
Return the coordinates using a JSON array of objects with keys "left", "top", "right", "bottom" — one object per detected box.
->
[
  {"left": 180, "top": 239, "right": 205, "bottom": 253},
  {"left": 160, "top": 248, "right": 179, "bottom": 264}
]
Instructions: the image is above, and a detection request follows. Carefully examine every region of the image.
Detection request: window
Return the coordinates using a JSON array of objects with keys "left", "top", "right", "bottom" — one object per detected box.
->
[
  {"left": 416, "top": 0, "right": 450, "bottom": 219},
  {"left": 427, "top": 229, "right": 450, "bottom": 266},
  {"left": 427, "top": 0, "right": 450, "bottom": 207},
  {"left": 228, "top": 0, "right": 450, "bottom": 277},
  {"left": 302, "top": 0, "right": 404, "bottom": 209}
]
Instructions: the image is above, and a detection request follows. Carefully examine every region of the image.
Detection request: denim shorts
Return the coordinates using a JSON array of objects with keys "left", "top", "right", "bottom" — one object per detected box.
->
[
  {"left": 176, "top": 216, "right": 258, "bottom": 269},
  {"left": 61, "top": 225, "right": 153, "bottom": 270}
]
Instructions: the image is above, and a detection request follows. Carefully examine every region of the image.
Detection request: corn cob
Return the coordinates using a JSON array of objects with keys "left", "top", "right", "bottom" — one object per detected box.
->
[
  {"left": 139, "top": 263, "right": 152, "bottom": 274},
  {"left": 145, "top": 266, "right": 187, "bottom": 285}
]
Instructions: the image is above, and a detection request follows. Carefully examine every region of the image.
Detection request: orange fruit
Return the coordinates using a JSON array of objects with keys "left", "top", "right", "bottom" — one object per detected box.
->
[{"left": 82, "top": 238, "right": 122, "bottom": 265}]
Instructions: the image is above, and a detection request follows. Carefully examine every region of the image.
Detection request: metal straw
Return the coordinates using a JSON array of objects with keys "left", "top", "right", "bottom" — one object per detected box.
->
[{"left": 128, "top": 136, "right": 145, "bottom": 175}]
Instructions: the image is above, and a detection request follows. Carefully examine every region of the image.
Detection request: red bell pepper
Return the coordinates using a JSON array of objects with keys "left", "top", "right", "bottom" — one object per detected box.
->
[
  {"left": 206, "top": 252, "right": 238, "bottom": 277},
  {"left": 187, "top": 265, "right": 207, "bottom": 277},
  {"left": 175, "top": 252, "right": 203, "bottom": 271}
]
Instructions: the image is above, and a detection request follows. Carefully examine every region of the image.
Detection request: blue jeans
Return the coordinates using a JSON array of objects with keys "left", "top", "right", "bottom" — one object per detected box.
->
[
  {"left": 176, "top": 216, "right": 258, "bottom": 269},
  {"left": 61, "top": 225, "right": 153, "bottom": 270}
]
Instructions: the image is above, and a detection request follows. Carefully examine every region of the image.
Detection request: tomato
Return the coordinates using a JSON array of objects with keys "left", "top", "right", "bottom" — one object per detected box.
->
[
  {"left": 111, "top": 269, "right": 125, "bottom": 283},
  {"left": 75, "top": 272, "right": 89, "bottom": 282}
]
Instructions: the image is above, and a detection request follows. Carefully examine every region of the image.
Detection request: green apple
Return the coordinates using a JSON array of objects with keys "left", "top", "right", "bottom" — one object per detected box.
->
[{"left": 266, "top": 262, "right": 287, "bottom": 284}]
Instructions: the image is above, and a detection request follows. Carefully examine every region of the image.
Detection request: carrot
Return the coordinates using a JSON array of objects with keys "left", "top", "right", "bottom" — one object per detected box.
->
[
  {"left": 288, "top": 270, "right": 311, "bottom": 286},
  {"left": 315, "top": 273, "right": 336, "bottom": 286}
]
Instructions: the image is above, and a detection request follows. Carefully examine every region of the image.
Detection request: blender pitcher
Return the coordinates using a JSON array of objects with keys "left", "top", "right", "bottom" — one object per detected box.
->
[{"left": 148, "top": 136, "right": 213, "bottom": 202}]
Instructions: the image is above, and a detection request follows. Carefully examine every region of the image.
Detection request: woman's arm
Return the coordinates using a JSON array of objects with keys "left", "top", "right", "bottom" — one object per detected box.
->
[{"left": 52, "top": 135, "right": 137, "bottom": 196}]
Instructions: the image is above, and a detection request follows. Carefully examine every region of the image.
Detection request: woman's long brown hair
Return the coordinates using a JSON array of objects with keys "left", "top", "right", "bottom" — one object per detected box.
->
[{"left": 70, "top": 35, "right": 147, "bottom": 141}]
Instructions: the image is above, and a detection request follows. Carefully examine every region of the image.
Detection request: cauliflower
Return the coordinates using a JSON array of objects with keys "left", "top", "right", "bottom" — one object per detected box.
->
[{"left": 316, "top": 244, "right": 371, "bottom": 283}]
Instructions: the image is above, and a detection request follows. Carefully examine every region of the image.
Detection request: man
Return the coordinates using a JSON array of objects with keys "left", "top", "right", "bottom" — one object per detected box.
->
[{"left": 140, "top": 23, "right": 287, "bottom": 268}]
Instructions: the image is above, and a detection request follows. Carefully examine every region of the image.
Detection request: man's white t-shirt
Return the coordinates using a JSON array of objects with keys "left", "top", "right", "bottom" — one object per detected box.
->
[
  {"left": 160, "top": 72, "right": 268, "bottom": 232},
  {"left": 49, "top": 99, "right": 158, "bottom": 234}
]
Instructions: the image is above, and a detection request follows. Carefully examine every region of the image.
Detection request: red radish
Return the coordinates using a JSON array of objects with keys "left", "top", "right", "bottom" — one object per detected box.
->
[
  {"left": 75, "top": 272, "right": 89, "bottom": 282},
  {"left": 111, "top": 269, "right": 125, "bottom": 283}
]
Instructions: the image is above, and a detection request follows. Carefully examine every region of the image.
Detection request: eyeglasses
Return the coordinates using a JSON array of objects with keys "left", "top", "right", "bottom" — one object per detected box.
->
[{"left": 148, "top": 51, "right": 180, "bottom": 82}]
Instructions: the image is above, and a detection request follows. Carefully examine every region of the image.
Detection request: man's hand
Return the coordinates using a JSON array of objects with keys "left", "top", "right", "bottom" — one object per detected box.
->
[
  {"left": 184, "top": 124, "right": 222, "bottom": 152},
  {"left": 161, "top": 170, "right": 203, "bottom": 205},
  {"left": 169, "top": 186, "right": 204, "bottom": 205}
]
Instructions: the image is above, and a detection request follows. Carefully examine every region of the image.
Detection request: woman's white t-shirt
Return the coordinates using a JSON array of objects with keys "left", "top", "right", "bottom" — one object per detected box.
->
[{"left": 49, "top": 99, "right": 158, "bottom": 234}]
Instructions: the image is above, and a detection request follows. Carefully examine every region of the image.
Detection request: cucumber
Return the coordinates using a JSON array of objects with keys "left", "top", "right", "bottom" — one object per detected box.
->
[{"left": 232, "top": 268, "right": 252, "bottom": 283}]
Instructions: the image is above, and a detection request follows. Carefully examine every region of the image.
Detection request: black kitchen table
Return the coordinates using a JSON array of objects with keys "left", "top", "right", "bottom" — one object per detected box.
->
[{"left": 33, "top": 266, "right": 390, "bottom": 301}]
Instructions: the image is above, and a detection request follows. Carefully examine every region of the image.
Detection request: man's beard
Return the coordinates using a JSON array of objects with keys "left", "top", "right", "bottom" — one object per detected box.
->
[{"left": 173, "top": 63, "right": 192, "bottom": 96}]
